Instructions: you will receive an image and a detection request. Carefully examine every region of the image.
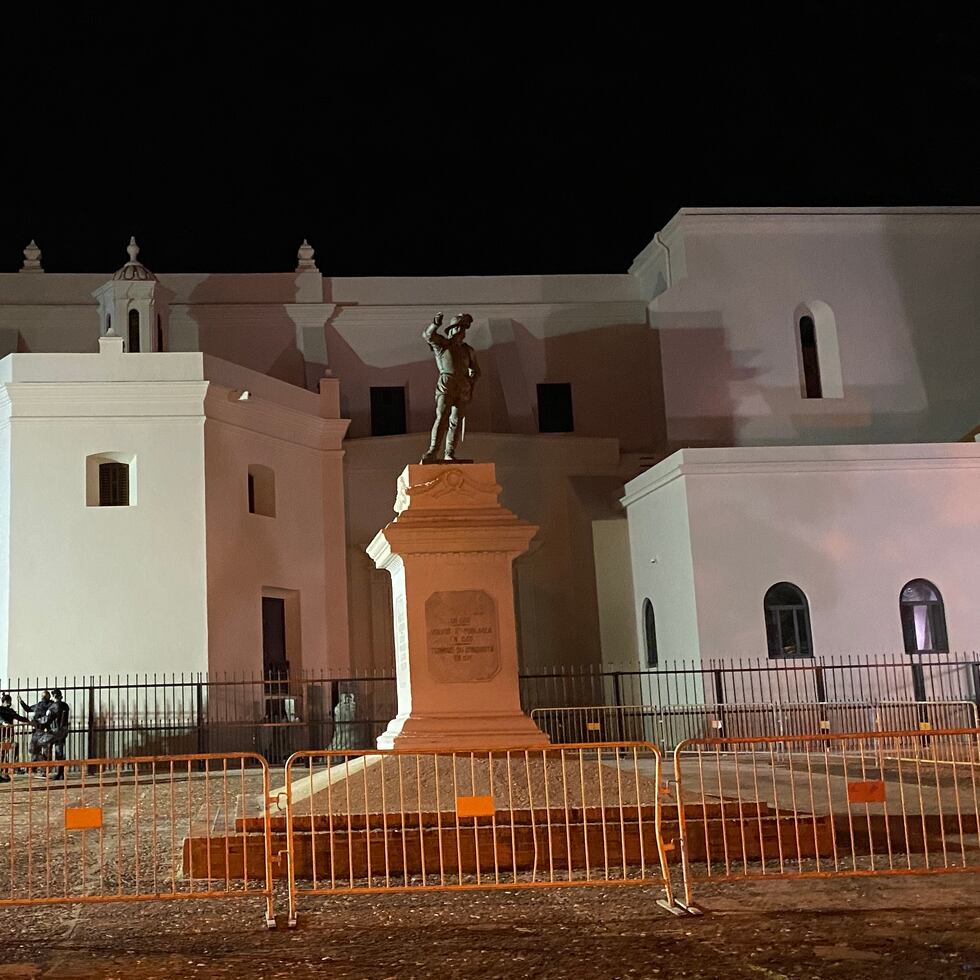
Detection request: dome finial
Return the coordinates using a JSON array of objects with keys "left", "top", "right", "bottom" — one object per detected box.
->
[
  {"left": 112, "top": 236, "right": 156, "bottom": 282},
  {"left": 296, "top": 239, "right": 318, "bottom": 272},
  {"left": 20, "top": 239, "right": 43, "bottom": 273}
]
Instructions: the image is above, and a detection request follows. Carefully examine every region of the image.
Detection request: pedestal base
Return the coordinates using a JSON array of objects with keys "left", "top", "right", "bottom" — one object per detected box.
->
[
  {"left": 377, "top": 709, "right": 550, "bottom": 751},
  {"left": 369, "top": 463, "right": 550, "bottom": 753}
]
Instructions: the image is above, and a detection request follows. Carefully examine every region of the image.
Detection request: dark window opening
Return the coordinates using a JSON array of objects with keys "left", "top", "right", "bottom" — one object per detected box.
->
[
  {"left": 370, "top": 386, "right": 407, "bottom": 436},
  {"left": 799, "top": 315, "right": 822, "bottom": 398},
  {"left": 764, "top": 582, "right": 813, "bottom": 658},
  {"left": 156, "top": 314, "right": 164, "bottom": 352},
  {"left": 262, "top": 596, "right": 288, "bottom": 721},
  {"left": 900, "top": 579, "right": 949, "bottom": 654},
  {"left": 537, "top": 383, "right": 574, "bottom": 433},
  {"left": 128, "top": 309, "right": 140, "bottom": 353},
  {"left": 247, "top": 465, "right": 275, "bottom": 517},
  {"left": 642, "top": 598, "right": 658, "bottom": 668},
  {"left": 98, "top": 461, "right": 130, "bottom": 507}
]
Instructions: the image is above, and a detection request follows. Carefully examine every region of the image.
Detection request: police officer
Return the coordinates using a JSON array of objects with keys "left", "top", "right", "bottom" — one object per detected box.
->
[
  {"left": 0, "top": 693, "right": 28, "bottom": 782},
  {"left": 21, "top": 690, "right": 52, "bottom": 764},
  {"left": 37, "top": 690, "right": 70, "bottom": 780}
]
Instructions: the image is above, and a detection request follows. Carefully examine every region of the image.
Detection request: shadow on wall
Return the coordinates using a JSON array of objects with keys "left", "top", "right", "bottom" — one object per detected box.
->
[
  {"left": 185, "top": 277, "right": 309, "bottom": 388},
  {"left": 655, "top": 315, "right": 761, "bottom": 450},
  {"left": 327, "top": 313, "right": 667, "bottom": 454},
  {"left": 0, "top": 330, "right": 31, "bottom": 357},
  {"left": 882, "top": 216, "right": 980, "bottom": 443}
]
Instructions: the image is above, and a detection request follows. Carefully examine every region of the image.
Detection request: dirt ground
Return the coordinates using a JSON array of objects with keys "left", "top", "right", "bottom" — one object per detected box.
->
[{"left": 1, "top": 874, "right": 980, "bottom": 978}]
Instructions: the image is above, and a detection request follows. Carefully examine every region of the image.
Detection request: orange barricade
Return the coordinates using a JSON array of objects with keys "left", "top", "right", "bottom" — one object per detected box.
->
[
  {"left": 280, "top": 742, "right": 677, "bottom": 926},
  {"left": 0, "top": 753, "right": 276, "bottom": 927},
  {"left": 672, "top": 727, "right": 980, "bottom": 909}
]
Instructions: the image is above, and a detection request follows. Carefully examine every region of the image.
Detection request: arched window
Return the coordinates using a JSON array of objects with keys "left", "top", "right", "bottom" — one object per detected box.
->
[
  {"left": 128, "top": 309, "right": 140, "bottom": 353},
  {"left": 795, "top": 301, "right": 843, "bottom": 399},
  {"left": 642, "top": 598, "right": 658, "bottom": 668},
  {"left": 764, "top": 582, "right": 813, "bottom": 658},
  {"left": 900, "top": 579, "right": 948, "bottom": 654},
  {"left": 247, "top": 464, "right": 276, "bottom": 517}
]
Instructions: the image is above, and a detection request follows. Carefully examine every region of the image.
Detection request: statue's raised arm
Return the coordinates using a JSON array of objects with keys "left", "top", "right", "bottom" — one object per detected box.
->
[
  {"left": 421, "top": 312, "right": 477, "bottom": 464},
  {"left": 423, "top": 311, "right": 449, "bottom": 349}
]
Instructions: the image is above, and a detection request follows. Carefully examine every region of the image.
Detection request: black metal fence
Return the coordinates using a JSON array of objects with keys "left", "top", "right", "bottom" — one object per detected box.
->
[{"left": 2, "top": 652, "right": 977, "bottom": 764}]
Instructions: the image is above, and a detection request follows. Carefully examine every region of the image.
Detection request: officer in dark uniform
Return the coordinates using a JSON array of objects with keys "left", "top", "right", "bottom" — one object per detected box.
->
[
  {"left": 21, "top": 690, "right": 52, "bottom": 764},
  {"left": 37, "top": 690, "right": 70, "bottom": 780},
  {"left": 0, "top": 693, "right": 28, "bottom": 782}
]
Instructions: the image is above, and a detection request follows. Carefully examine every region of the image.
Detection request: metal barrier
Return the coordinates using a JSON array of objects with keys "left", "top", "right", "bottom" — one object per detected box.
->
[
  {"left": 282, "top": 742, "right": 676, "bottom": 926},
  {"left": 874, "top": 700, "right": 979, "bottom": 732},
  {"left": 531, "top": 700, "right": 980, "bottom": 751},
  {"left": 671, "top": 728, "right": 980, "bottom": 908},
  {"left": 0, "top": 753, "right": 275, "bottom": 926}
]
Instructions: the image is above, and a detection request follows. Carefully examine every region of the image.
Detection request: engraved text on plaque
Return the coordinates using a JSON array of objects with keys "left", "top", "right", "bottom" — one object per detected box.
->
[{"left": 425, "top": 590, "right": 500, "bottom": 683}]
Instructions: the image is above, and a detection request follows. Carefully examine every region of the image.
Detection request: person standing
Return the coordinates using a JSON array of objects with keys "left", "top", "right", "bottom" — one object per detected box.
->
[
  {"left": 0, "top": 693, "right": 28, "bottom": 782},
  {"left": 37, "top": 689, "right": 70, "bottom": 780},
  {"left": 21, "top": 690, "right": 52, "bottom": 764}
]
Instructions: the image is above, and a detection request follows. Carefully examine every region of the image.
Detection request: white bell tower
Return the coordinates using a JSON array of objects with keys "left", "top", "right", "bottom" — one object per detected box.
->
[{"left": 92, "top": 237, "right": 167, "bottom": 352}]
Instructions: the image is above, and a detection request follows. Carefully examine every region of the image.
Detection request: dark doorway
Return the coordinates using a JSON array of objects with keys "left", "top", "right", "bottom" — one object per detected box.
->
[
  {"left": 262, "top": 596, "right": 288, "bottom": 721},
  {"left": 262, "top": 596, "right": 287, "bottom": 674},
  {"left": 128, "top": 309, "right": 141, "bottom": 353}
]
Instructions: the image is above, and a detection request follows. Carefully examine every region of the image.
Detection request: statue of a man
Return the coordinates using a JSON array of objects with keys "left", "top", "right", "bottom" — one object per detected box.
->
[{"left": 421, "top": 312, "right": 480, "bottom": 463}]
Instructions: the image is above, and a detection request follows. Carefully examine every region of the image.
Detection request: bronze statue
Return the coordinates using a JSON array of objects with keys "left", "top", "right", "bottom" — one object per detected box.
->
[{"left": 421, "top": 312, "right": 480, "bottom": 463}]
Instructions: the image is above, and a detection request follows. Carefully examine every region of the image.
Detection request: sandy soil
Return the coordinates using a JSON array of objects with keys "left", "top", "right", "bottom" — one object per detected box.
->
[{"left": 1, "top": 875, "right": 980, "bottom": 977}]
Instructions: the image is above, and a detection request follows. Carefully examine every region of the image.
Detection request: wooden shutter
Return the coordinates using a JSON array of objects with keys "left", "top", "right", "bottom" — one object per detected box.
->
[{"left": 99, "top": 462, "right": 129, "bottom": 506}]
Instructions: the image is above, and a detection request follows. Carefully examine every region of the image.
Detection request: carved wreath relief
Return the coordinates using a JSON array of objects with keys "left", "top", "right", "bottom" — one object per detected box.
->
[{"left": 425, "top": 590, "right": 500, "bottom": 683}]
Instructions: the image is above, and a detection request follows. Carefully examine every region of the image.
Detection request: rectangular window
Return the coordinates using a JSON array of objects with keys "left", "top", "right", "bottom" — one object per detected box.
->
[
  {"left": 537, "top": 383, "right": 574, "bottom": 433},
  {"left": 247, "top": 472, "right": 256, "bottom": 514},
  {"left": 98, "top": 462, "right": 129, "bottom": 507},
  {"left": 370, "top": 386, "right": 407, "bottom": 436}
]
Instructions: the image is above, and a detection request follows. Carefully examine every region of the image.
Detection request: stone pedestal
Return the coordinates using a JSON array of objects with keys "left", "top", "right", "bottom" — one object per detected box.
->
[{"left": 368, "top": 463, "right": 549, "bottom": 750}]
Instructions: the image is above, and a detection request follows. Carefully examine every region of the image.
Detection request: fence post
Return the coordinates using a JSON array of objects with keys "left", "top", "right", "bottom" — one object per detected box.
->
[
  {"left": 611, "top": 671, "right": 625, "bottom": 742},
  {"left": 86, "top": 682, "right": 97, "bottom": 768},
  {"left": 814, "top": 666, "right": 827, "bottom": 703},
  {"left": 196, "top": 681, "right": 207, "bottom": 766}
]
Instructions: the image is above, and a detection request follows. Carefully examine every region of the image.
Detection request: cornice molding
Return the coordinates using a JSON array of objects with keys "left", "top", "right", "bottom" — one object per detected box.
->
[
  {"left": 622, "top": 446, "right": 980, "bottom": 508},
  {"left": 331, "top": 300, "right": 646, "bottom": 329},
  {"left": 0, "top": 381, "right": 208, "bottom": 419}
]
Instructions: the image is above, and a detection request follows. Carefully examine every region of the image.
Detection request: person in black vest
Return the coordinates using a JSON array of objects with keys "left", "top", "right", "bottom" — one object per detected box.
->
[
  {"left": 0, "top": 693, "right": 28, "bottom": 782},
  {"left": 21, "top": 690, "right": 52, "bottom": 764},
  {"left": 37, "top": 690, "right": 70, "bottom": 780}
]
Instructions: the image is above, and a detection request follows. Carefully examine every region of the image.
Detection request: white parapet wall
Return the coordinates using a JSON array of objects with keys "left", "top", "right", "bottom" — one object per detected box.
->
[{"left": 622, "top": 442, "right": 980, "bottom": 700}]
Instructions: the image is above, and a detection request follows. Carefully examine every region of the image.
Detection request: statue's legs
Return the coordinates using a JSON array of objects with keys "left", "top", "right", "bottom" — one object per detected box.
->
[
  {"left": 445, "top": 404, "right": 466, "bottom": 460},
  {"left": 422, "top": 394, "right": 451, "bottom": 462}
]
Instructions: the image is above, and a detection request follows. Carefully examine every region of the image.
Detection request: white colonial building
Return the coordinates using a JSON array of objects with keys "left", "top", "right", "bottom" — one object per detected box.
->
[{"left": 0, "top": 207, "right": 977, "bottom": 684}]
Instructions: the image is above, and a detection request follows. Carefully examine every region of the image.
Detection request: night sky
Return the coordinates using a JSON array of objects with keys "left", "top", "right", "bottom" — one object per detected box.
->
[{"left": 1, "top": 5, "right": 977, "bottom": 276}]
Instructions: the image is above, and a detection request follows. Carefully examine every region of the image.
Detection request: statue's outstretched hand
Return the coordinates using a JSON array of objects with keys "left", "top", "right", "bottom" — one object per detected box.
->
[{"left": 433, "top": 312, "right": 444, "bottom": 327}]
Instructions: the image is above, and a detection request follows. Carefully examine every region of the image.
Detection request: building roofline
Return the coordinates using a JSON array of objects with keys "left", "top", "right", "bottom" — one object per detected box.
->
[{"left": 622, "top": 442, "right": 980, "bottom": 508}]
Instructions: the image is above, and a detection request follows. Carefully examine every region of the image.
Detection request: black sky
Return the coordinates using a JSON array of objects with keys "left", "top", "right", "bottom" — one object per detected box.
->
[{"left": 1, "top": 4, "right": 978, "bottom": 276}]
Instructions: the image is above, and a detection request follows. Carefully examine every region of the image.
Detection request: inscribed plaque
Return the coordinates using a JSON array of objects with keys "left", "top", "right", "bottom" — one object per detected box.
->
[{"left": 426, "top": 590, "right": 500, "bottom": 683}]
